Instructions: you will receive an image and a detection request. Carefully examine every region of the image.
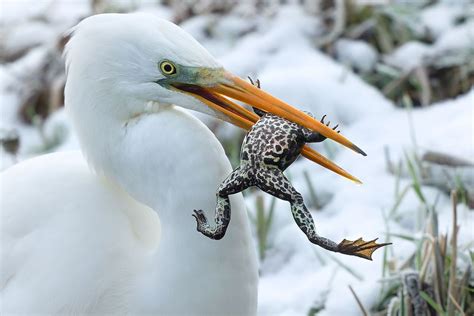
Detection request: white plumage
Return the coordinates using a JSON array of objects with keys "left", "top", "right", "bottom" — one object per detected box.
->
[{"left": 1, "top": 13, "right": 257, "bottom": 315}]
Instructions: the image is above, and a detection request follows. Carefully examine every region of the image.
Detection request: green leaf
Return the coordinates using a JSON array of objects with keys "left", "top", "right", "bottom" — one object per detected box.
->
[
  {"left": 404, "top": 152, "right": 426, "bottom": 203},
  {"left": 420, "top": 291, "right": 445, "bottom": 315}
]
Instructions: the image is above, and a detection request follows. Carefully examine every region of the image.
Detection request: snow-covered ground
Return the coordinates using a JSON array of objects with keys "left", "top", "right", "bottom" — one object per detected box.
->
[{"left": 1, "top": 1, "right": 472, "bottom": 315}]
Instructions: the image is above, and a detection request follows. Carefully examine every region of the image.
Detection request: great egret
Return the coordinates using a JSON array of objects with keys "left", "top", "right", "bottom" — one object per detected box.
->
[{"left": 0, "top": 13, "right": 364, "bottom": 314}]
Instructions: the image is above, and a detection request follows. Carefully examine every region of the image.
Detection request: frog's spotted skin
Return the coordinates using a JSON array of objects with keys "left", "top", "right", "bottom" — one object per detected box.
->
[
  {"left": 193, "top": 78, "right": 345, "bottom": 253},
  {"left": 194, "top": 79, "right": 392, "bottom": 259}
]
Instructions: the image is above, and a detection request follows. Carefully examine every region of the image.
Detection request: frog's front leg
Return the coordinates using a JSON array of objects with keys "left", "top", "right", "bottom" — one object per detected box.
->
[
  {"left": 303, "top": 114, "right": 340, "bottom": 143},
  {"left": 248, "top": 77, "right": 266, "bottom": 117},
  {"left": 193, "top": 166, "right": 252, "bottom": 240}
]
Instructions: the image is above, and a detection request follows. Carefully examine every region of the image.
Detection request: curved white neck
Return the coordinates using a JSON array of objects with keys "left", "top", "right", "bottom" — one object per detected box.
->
[{"left": 66, "top": 93, "right": 258, "bottom": 312}]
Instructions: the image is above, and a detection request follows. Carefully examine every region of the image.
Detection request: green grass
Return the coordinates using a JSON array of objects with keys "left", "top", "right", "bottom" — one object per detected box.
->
[
  {"left": 249, "top": 194, "right": 276, "bottom": 262},
  {"left": 373, "top": 191, "right": 473, "bottom": 315}
]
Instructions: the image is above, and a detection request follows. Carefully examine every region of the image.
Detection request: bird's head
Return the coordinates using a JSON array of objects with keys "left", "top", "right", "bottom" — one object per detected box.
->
[{"left": 65, "top": 13, "right": 365, "bottom": 182}]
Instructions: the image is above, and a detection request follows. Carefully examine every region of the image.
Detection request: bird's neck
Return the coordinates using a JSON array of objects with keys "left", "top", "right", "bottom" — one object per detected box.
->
[
  {"left": 69, "top": 104, "right": 220, "bottom": 223},
  {"left": 67, "top": 102, "right": 258, "bottom": 313}
]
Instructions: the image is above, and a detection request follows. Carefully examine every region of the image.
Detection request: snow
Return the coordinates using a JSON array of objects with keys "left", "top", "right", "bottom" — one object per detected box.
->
[
  {"left": 434, "top": 19, "right": 474, "bottom": 53},
  {"left": 383, "top": 17, "right": 474, "bottom": 72},
  {"left": 385, "top": 41, "right": 432, "bottom": 71},
  {"left": 0, "top": 46, "right": 53, "bottom": 169},
  {"left": 0, "top": 21, "right": 56, "bottom": 59},
  {"left": 0, "top": 0, "right": 52, "bottom": 24},
  {"left": 420, "top": 2, "right": 464, "bottom": 39},
  {"left": 254, "top": 89, "right": 473, "bottom": 315},
  {"left": 1, "top": 1, "right": 473, "bottom": 315},
  {"left": 334, "top": 39, "right": 378, "bottom": 73},
  {"left": 42, "top": 108, "right": 79, "bottom": 153},
  {"left": 0, "top": 0, "right": 89, "bottom": 25}
]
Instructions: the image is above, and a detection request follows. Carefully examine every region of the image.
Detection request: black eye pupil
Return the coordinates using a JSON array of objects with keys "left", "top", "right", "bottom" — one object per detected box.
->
[{"left": 164, "top": 64, "right": 172, "bottom": 73}]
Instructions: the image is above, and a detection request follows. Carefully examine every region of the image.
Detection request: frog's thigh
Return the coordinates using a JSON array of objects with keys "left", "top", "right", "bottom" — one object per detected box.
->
[
  {"left": 255, "top": 167, "right": 298, "bottom": 201},
  {"left": 218, "top": 166, "right": 253, "bottom": 196}
]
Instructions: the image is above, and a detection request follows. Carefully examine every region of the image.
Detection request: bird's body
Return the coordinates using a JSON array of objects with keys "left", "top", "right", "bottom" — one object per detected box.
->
[
  {"left": 1, "top": 14, "right": 258, "bottom": 314},
  {"left": 1, "top": 109, "right": 257, "bottom": 315}
]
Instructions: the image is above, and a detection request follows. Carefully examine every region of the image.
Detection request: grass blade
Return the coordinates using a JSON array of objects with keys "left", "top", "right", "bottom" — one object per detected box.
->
[
  {"left": 447, "top": 191, "right": 459, "bottom": 316},
  {"left": 420, "top": 290, "right": 445, "bottom": 315},
  {"left": 327, "top": 254, "right": 364, "bottom": 281},
  {"left": 348, "top": 285, "right": 369, "bottom": 316}
]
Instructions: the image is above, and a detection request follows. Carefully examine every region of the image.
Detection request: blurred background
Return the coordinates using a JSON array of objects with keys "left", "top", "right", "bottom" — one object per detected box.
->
[{"left": 0, "top": 0, "right": 473, "bottom": 315}]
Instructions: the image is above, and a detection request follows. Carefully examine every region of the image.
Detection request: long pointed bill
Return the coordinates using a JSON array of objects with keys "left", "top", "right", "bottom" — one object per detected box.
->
[
  {"left": 215, "top": 74, "right": 367, "bottom": 156},
  {"left": 171, "top": 72, "right": 365, "bottom": 184}
]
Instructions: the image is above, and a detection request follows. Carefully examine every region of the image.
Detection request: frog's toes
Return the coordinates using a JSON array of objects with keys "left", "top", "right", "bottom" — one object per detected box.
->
[
  {"left": 192, "top": 209, "right": 208, "bottom": 229},
  {"left": 247, "top": 76, "right": 261, "bottom": 88},
  {"left": 320, "top": 115, "right": 341, "bottom": 133}
]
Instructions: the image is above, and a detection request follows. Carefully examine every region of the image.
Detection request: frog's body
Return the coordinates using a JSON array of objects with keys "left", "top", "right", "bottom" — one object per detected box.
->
[
  {"left": 241, "top": 112, "right": 326, "bottom": 171},
  {"left": 193, "top": 79, "right": 390, "bottom": 260}
]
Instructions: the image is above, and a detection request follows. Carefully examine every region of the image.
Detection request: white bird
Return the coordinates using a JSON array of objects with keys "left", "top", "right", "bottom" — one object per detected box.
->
[{"left": 0, "top": 13, "right": 364, "bottom": 315}]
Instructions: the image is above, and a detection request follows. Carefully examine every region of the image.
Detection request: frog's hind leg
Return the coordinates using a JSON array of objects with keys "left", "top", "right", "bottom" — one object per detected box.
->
[
  {"left": 193, "top": 166, "right": 253, "bottom": 240},
  {"left": 254, "top": 167, "right": 340, "bottom": 252},
  {"left": 255, "top": 168, "right": 391, "bottom": 260}
]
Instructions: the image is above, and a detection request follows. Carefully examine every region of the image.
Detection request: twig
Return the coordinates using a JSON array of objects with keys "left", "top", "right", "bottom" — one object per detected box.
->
[
  {"left": 315, "top": 0, "right": 346, "bottom": 48},
  {"left": 348, "top": 285, "right": 369, "bottom": 316},
  {"left": 422, "top": 151, "right": 474, "bottom": 167},
  {"left": 327, "top": 254, "right": 364, "bottom": 281},
  {"left": 449, "top": 293, "right": 465, "bottom": 316},
  {"left": 447, "top": 191, "right": 459, "bottom": 316},
  {"left": 382, "top": 69, "right": 412, "bottom": 97},
  {"left": 413, "top": 66, "right": 432, "bottom": 106},
  {"left": 386, "top": 149, "right": 474, "bottom": 209}
]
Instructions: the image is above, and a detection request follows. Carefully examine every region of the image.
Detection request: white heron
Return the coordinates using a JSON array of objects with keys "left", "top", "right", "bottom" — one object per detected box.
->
[{"left": 0, "top": 13, "right": 365, "bottom": 315}]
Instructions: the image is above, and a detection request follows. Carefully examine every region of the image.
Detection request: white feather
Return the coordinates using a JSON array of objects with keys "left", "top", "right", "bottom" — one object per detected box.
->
[{"left": 1, "top": 13, "right": 257, "bottom": 315}]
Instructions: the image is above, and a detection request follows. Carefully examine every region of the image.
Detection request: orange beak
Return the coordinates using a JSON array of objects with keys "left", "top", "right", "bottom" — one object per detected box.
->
[{"left": 172, "top": 71, "right": 364, "bottom": 184}]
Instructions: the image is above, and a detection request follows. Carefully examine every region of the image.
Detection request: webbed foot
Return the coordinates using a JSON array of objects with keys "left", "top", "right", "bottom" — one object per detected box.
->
[{"left": 337, "top": 238, "right": 391, "bottom": 261}]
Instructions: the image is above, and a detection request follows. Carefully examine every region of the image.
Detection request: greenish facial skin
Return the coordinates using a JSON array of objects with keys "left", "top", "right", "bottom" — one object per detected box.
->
[{"left": 155, "top": 60, "right": 228, "bottom": 89}]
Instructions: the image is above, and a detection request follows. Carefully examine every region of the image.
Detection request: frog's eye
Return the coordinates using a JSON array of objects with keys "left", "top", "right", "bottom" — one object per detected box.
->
[{"left": 159, "top": 61, "right": 177, "bottom": 76}]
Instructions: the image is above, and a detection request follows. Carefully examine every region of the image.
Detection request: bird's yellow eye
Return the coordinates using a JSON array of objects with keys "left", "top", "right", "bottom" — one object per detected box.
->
[{"left": 160, "top": 61, "right": 177, "bottom": 76}]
